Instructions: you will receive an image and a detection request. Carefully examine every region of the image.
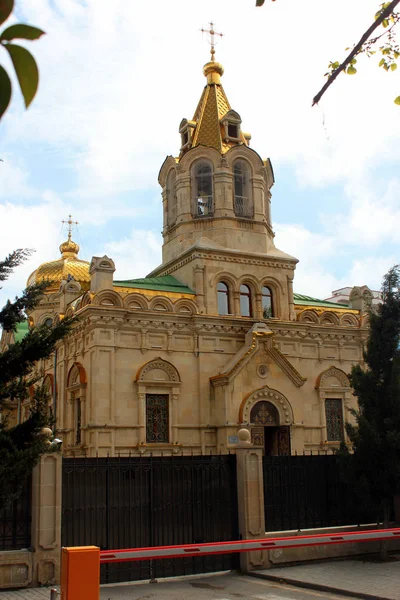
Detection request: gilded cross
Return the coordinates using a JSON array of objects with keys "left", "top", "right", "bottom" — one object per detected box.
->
[
  {"left": 201, "top": 22, "right": 223, "bottom": 62},
  {"left": 62, "top": 214, "right": 79, "bottom": 240}
]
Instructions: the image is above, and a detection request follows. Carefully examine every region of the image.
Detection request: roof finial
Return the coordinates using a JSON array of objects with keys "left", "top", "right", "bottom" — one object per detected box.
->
[
  {"left": 201, "top": 21, "right": 223, "bottom": 62},
  {"left": 62, "top": 214, "right": 79, "bottom": 241}
]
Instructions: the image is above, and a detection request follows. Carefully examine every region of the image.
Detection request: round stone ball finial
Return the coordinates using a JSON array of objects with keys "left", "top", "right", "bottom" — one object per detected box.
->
[
  {"left": 38, "top": 427, "right": 53, "bottom": 439},
  {"left": 237, "top": 428, "right": 252, "bottom": 448}
]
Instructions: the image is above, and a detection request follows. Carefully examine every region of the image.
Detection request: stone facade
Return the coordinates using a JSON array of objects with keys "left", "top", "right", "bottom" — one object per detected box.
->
[{"left": 1, "top": 58, "right": 370, "bottom": 458}]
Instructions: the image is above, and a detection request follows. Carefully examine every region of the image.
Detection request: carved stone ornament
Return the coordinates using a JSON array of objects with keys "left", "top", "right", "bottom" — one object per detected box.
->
[
  {"left": 317, "top": 366, "right": 350, "bottom": 389},
  {"left": 138, "top": 358, "right": 180, "bottom": 382},
  {"left": 241, "top": 387, "right": 294, "bottom": 425}
]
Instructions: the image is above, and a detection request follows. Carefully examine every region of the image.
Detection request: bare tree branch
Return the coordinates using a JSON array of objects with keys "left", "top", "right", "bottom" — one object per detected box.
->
[{"left": 312, "top": 0, "right": 400, "bottom": 106}]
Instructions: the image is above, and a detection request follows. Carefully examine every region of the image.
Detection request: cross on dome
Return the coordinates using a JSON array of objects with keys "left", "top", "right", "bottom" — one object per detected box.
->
[
  {"left": 62, "top": 214, "right": 79, "bottom": 241},
  {"left": 201, "top": 21, "right": 223, "bottom": 62}
]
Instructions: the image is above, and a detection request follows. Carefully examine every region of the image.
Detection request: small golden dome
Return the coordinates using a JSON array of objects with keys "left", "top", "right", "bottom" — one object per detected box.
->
[
  {"left": 27, "top": 235, "right": 90, "bottom": 293},
  {"left": 203, "top": 61, "right": 224, "bottom": 84},
  {"left": 59, "top": 238, "right": 80, "bottom": 255}
]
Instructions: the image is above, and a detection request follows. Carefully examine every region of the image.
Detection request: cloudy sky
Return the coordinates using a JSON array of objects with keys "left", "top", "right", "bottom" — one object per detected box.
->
[{"left": 1, "top": 0, "right": 399, "bottom": 308}]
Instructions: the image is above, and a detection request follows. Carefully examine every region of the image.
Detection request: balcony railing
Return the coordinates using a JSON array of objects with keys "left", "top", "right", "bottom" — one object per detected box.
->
[
  {"left": 193, "top": 195, "right": 214, "bottom": 218},
  {"left": 234, "top": 195, "right": 253, "bottom": 218}
]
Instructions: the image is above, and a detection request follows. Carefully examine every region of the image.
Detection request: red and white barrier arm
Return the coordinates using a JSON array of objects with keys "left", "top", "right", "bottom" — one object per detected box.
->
[{"left": 100, "top": 527, "right": 400, "bottom": 564}]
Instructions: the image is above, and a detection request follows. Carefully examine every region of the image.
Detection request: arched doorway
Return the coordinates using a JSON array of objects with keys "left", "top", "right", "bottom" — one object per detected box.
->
[{"left": 250, "top": 401, "right": 290, "bottom": 456}]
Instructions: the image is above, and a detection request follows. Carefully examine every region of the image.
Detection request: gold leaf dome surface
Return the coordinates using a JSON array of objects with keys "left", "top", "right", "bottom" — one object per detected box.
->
[{"left": 27, "top": 235, "right": 90, "bottom": 292}]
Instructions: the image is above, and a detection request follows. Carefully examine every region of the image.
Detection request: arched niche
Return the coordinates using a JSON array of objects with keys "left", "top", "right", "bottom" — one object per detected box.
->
[
  {"left": 239, "top": 387, "right": 293, "bottom": 456},
  {"left": 135, "top": 358, "right": 181, "bottom": 446},
  {"left": 66, "top": 362, "right": 87, "bottom": 448},
  {"left": 316, "top": 367, "right": 351, "bottom": 445},
  {"left": 93, "top": 290, "right": 123, "bottom": 308}
]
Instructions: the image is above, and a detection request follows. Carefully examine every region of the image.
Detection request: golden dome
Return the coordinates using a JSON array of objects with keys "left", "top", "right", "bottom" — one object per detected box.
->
[{"left": 27, "top": 235, "right": 90, "bottom": 293}]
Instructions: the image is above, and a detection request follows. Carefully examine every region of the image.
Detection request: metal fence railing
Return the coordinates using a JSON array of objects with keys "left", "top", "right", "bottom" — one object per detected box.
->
[{"left": 0, "top": 475, "right": 32, "bottom": 551}]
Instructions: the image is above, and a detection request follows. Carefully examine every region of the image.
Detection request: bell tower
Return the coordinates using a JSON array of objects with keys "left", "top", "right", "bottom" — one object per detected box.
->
[{"left": 150, "top": 39, "right": 298, "bottom": 320}]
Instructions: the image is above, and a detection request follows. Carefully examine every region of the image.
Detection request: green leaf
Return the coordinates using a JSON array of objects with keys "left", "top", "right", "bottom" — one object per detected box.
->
[
  {"left": 350, "top": 58, "right": 357, "bottom": 65},
  {"left": 394, "top": 96, "right": 400, "bottom": 105},
  {"left": 0, "top": 0, "right": 13, "bottom": 26},
  {"left": 383, "top": 18, "right": 389, "bottom": 27},
  {"left": 0, "top": 24, "right": 45, "bottom": 42},
  {"left": 0, "top": 64, "right": 11, "bottom": 119},
  {"left": 391, "top": 62, "right": 398, "bottom": 71},
  {"left": 347, "top": 65, "right": 357, "bottom": 75},
  {"left": 3, "top": 43, "right": 38, "bottom": 108}
]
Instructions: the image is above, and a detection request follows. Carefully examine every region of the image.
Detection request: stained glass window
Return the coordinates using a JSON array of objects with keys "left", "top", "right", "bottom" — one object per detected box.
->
[
  {"left": 325, "top": 398, "right": 344, "bottom": 441},
  {"left": 146, "top": 394, "right": 169, "bottom": 443},
  {"left": 250, "top": 401, "right": 279, "bottom": 426}
]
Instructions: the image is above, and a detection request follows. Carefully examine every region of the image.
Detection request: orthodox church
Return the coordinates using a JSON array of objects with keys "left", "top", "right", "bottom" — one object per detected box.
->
[{"left": 1, "top": 52, "right": 373, "bottom": 457}]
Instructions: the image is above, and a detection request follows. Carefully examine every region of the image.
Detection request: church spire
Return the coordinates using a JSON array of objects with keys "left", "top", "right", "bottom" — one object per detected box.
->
[{"left": 178, "top": 27, "right": 251, "bottom": 157}]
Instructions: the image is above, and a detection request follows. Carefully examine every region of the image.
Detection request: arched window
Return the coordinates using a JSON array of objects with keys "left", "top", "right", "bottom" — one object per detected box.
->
[
  {"left": 234, "top": 161, "right": 252, "bottom": 218},
  {"left": 166, "top": 169, "right": 177, "bottom": 226},
  {"left": 240, "top": 284, "right": 252, "bottom": 317},
  {"left": 262, "top": 286, "right": 274, "bottom": 318},
  {"left": 217, "top": 281, "right": 230, "bottom": 315},
  {"left": 193, "top": 161, "right": 213, "bottom": 217}
]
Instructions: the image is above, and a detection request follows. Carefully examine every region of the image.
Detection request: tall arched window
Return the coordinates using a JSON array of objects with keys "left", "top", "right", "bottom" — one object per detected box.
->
[
  {"left": 193, "top": 161, "right": 213, "bottom": 217},
  {"left": 240, "top": 284, "right": 252, "bottom": 317},
  {"left": 234, "top": 160, "right": 252, "bottom": 218},
  {"left": 262, "top": 286, "right": 274, "bottom": 318},
  {"left": 166, "top": 169, "right": 177, "bottom": 226},
  {"left": 217, "top": 281, "right": 230, "bottom": 315}
]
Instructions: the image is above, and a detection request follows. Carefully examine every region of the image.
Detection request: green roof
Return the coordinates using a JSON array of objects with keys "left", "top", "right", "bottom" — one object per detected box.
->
[
  {"left": 113, "top": 275, "right": 194, "bottom": 295},
  {"left": 293, "top": 293, "right": 349, "bottom": 309},
  {"left": 14, "top": 320, "right": 29, "bottom": 343}
]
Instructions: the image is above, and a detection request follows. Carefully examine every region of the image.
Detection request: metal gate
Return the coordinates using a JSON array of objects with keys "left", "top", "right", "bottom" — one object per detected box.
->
[{"left": 62, "top": 454, "right": 239, "bottom": 583}]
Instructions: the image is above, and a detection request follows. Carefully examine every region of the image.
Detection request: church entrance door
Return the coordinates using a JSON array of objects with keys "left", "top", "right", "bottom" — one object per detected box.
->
[{"left": 250, "top": 401, "right": 291, "bottom": 456}]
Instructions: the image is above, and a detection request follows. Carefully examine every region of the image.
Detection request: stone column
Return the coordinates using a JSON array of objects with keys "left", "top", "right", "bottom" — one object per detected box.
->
[
  {"left": 235, "top": 429, "right": 270, "bottom": 572},
  {"left": 31, "top": 452, "right": 62, "bottom": 586}
]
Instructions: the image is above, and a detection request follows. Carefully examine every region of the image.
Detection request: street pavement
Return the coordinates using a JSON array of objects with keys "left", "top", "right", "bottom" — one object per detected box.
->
[
  {"left": 0, "top": 572, "right": 358, "bottom": 600},
  {"left": 99, "top": 572, "right": 356, "bottom": 599},
  {"left": 252, "top": 556, "right": 400, "bottom": 600}
]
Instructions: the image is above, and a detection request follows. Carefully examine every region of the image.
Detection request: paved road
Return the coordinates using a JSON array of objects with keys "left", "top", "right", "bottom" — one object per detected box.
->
[{"left": 99, "top": 572, "right": 361, "bottom": 600}]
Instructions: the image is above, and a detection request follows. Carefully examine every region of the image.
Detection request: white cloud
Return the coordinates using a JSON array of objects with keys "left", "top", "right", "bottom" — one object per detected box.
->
[{"left": 105, "top": 230, "right": 162, "bottom": 280}]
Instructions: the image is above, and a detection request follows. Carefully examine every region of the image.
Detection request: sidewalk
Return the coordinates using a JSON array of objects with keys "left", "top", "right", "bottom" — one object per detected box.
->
[{"left": 251, "top": 555, "right": 400, "bottom": 600}]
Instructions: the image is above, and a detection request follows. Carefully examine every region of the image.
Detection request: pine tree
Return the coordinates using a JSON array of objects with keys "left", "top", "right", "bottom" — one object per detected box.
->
[
  {"left": 344, "top": 266, "right": 400, "bottom": 544},
  {"left": 0, "top": 249, "right": 74, "bottom": 510}
]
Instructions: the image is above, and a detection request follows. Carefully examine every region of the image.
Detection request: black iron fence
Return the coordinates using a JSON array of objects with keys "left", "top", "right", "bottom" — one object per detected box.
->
[
  {"left": 62, "top": 454, "right": 239, "bottom": 583},
  {"left": 263, "top": 454, "right": 383, "bottom": 532},
  {"left": 0, "top": 475, "right": 32, "bottom": 551}
]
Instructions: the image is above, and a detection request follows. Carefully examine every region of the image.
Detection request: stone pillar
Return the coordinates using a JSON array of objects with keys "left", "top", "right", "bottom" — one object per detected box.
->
[
  {"left": 89, "top": 256, "right": 115, "bottom": 293},
  {"left": 235, "top": 429, "right": 270, "bottom": 572},
  {"left": 31, "top": 453, "right": 62, "bottom": 586}
]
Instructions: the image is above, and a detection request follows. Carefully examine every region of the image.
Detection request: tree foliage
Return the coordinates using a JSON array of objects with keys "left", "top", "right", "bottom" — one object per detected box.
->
[
  {"left": 341, "top": 266, "right": 400, "bottom": 532},
  {"left": 0, "top": 0, "right": 45, "bottom": 120},
  {"left": 0, "top": 249, "right": 75, "bottom": 510},
  {"left": 256, "top": 0, "right": 400, "bottom": 106}
]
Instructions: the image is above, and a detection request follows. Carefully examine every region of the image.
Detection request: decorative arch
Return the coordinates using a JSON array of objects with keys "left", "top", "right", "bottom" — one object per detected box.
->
[
  {"left": 149, "top": 296, "right": 174, "bottom": 313},
  {"left": 158, "top": 155, "right": 178, "bottom": 188},
  {"left": 239, "top": 386, "right": 294, "bottom": 426},
  {"left": 178, "top": 145, "right": 222, "bottom": 174},
  {"left": 212, "top": 271, "right": 238, "bottom": 292},
  {"left": 124, "top": 293, "right": 148, "bottom": 311},
  {"left": 136, "top": 357, "right": 181, "bottom": 383},
  {"left": 135, "top": 358, "right": 182, "bottom": 447},
  {"left": 339, "top": 313, "right": 359, "bottom": 327},
  {"left": 81, "top": 291, "right": 93, "bottom": 308},
  {"left": 319, "top": 311, "right": 339, "bottom": 326},
  {"left": 316, "top": 366, "right": 350, "bottom": 390},
  {"left": 316, "top": 366, "right": 351, "bottom": 446},
  {"left": 43, "top": 373, "right": 54, "bottom": 395},
  {"left": 174, "top": 298, "right": 198, "bottom": 315},
  {"left": 297, "top": 309, "right": 319, "bottom": 324},
  {"left": 225, "top": 144, "right": 265, "bottom": 172},
  {"left": 66, "top": 362, "right": 87, "bottom": 448},
  {"left": 93, "top": 290, "right": 123, "bottom": 308},
  {"left": 67, "top": 362, "right": 87, "bottom": 387}
]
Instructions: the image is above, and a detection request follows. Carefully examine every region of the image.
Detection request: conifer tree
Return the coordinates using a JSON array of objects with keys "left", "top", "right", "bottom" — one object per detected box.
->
[
  {"left": 344, "top": 266, "right": 400, "bottom": 537},
  {"left": 0, "top": 249, "right": 74, "bottom": 510}
]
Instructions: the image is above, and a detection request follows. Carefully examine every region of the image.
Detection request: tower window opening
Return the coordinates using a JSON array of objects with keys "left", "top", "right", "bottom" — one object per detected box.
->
[
  {"left": 240, "top": 284, "right": 252, "bottom": 317},
  {"left": 234, "top": 161, "right": 252, "bottom": 218},
  {"left": 193, "top": 161, "right": 214, "bottom": 217},
  {"left": 182, "top": 131, "right": 188, "bottom": 146},
  {"left": 228, "top": 123, "right": 238, "bottom": 138},
  {"left": 217, "top": 281, "right": 230, "bottom": 315},
  {"left": 262, "top": 286, "right": 274, "bottom": 318}
]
